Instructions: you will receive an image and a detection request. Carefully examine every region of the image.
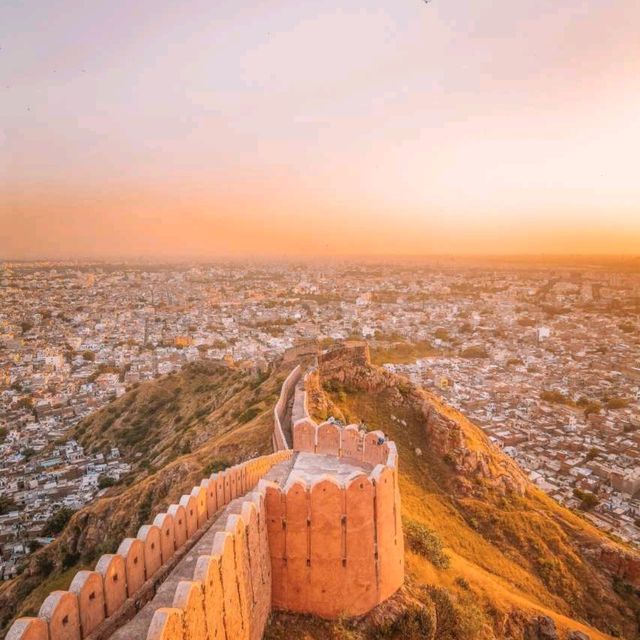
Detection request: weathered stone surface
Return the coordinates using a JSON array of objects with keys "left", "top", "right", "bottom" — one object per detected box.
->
[
  {"left": 193, "top": 556, "right": 225, "bottom": 640},
  {"left": 95, "top": 554, "right": 127, "bottom": 616},
  {"left": 292, "top": 419, "right": 316, "bottom": 453},
  {"left": 69, "top": 570, "right": 105, "bottom": 637},
  {"left": 345, "top": 474, "right": 377, "bottom": 614},
  {"left": 316, "top": 422, "right": 340, "bottom": 456},
  {"left": 117, "top": 538, "right": 146, "bottom": 598},
  {"left": 167, "top": 504, "right": 188, "bottom": 550},
  {"left": 6, "top": 618, "right": 49, "bottom": 640},
  {"left": 309, "top": 477, "right": 344, "bottom": 617},
  {"left": 39, "top": 591, "right": 81, "bottom": 640},
  {"left": 213, "top": 531, "right": 242, "bottom": 640},
  {"left": 172, "top": 581, "right": 208, "bottom": 640},
  {"left": 138, "top": 525, "right": 163, "bottom": 579},
  {"left": 153, "top": 513, "right": 176, "bottom": 565},
  {"left": 191, "top": 485, "right": 208, "bottom": 529},
  {"left": 146, "top": 608, "right": 184, "bottom": 640},
  {"left": 179, "top": 494, "right": 199, "bottom": 538}
]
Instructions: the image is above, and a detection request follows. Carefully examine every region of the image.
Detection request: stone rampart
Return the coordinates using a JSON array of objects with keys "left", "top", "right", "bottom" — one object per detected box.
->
[
  {"left": 143, "top": 485, "right": 274, "bottom": 640},
  {"left": 7, "top": 451, "right": 292, "bottom": 640},
  {"left": 272, "top": 364, "right": 302, "bottom": 451},
  {"left": 267, "top": 417, "right": 404, "bottom": 617},
  {"left": 9, "top": 365, "right": 405, "bottom": 639}
]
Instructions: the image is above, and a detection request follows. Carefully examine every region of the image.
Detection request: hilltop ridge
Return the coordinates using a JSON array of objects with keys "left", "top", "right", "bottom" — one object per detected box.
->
[
  {"left": 3, "top": 345, "right": 640, "bottom": 639},
  {"left": 268, "top": 342, "right": 640, "bottom": 639}
]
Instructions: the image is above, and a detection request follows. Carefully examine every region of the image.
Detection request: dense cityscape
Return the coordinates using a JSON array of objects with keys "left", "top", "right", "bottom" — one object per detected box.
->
[{"left": 1, "top": 259, "right": 639, "bottom": 579}]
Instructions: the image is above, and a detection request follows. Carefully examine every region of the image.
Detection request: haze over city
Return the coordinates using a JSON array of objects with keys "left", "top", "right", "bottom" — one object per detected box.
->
[{"left": 2, "top": 0, "right": 640, "bottom": 258}]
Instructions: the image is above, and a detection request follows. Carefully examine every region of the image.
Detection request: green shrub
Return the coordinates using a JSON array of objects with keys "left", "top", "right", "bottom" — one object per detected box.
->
[
  {"left": 42, "top": 507, "right": 76, "bottom": 536},
  {"left": 373, "top": 605, "right": 435, "bottom": 640},
  {"left": 204, "top": 459, "right": 231, "bottom": 475},
  {"left": 238, "top": 406, "right": 261, "bottom": 423},
  {"left": 403, "top": 518, "right": 450, "bottom": 569}
]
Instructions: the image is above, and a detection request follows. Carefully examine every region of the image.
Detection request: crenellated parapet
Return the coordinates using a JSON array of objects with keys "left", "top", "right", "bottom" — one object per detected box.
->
[
  {"left": 144, "top": 484, "right": 275, "bottom": 640},
  {"left": 264, "top": 390, "right": 404, "bottom": 618},
  {"left": 7, "top": 451, "right": 293, "bottom": 640},
  {"left": 7, "top": 365, "right": 404, "bottom": 639}
]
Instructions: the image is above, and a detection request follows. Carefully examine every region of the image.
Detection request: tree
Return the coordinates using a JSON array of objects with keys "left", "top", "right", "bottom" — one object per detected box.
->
[
  {"left": 0, "top": 495, "right": 18, "bottom": 515},
  {"left": 574, "top": 488, "right": 599, "bottom": 511},
  {"left": 42, "top": 507, "right": 76, "bottom": 536},
  {"left": 21, "top": 447, "right": 36, "bottom": 461},
  {"left": 97, "top": 474, "right": 116, "bottom": 490},
  {"left": 20, "top": 320, "right": 33, "bottom": 334},
  {"left": 585, "top": 448, "right": 599, "bottom": 462}
]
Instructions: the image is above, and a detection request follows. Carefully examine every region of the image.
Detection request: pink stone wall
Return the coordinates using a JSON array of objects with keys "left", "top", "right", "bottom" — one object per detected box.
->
[
  {"left": 69, "top": 571, "right": 105, "bottom": 637},
  {"left": 14, "top": 450, "right": 292, "bottom": 640},
  {"left": 117, "top": 538, "right": 146, "bottom": 597},
  {"left": 173, "top": 581, "right": 208, "bottom": 640},
  {"left": 292, "top": 419, "right": 316, "bottom": 453},
  {"left": 95, "top": 553, "right": 126, "bottom": 617},
  {"left": 273, "top": 365, "right": 301, "bottom": 451},
  {"left": 145, "top": 607, "right": 184, "bottom": 640},
  {"left": 138, "top": 524, "right": 163, "bottom": 579},
  {"left": 316, "top": 422, "right": 341, "bottom": 456},
  {"left": 6, "top": 618, "right": 49, "bottom": 640},
  {"left": 153, "top": 513, "right": 176, "bottom": 565},
  {"left": 38, "top": 591, "right": 81, "bottom": 640},
  {"left": 201, "top": 478, "right": 217, "bottom": 519},
  {"left": 190, "top": 485, "right": 208, "bottom": 528},
  {"left": 340, "top": 425, "right": 362, "bottom": 459},
  {"left": 264, "top": 461, "right": 404, "bottom": 618},
  {"left": 363, "top": 431, "right": 389, "bottom": 467},
  {"left": 179, "top": 494, "right": 199, "bottom": 538},
  {"left": 372, "top": 465, "right": 404, "bottom": 602},
  {"left": 168, "top": 504, "right": 188, "bottom": 550},
  {"left": 193, "top": 556, "right": 225, "bottom": 640}
]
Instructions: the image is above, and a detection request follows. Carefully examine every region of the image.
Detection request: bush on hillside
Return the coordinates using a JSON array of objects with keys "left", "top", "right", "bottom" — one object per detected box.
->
[
  {"left": 403, "top": 518, "right": 450, "bottom": 569},
  {"left": 42, "top": 507, "right": 76, "bottom": 536},
  {"left": 373, "top": 605, "right": 435, "bottom": 640}
]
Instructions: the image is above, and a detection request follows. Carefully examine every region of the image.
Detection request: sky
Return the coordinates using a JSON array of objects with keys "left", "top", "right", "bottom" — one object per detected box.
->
[{"left": 1, "top": 0, "right": 640, "bottom": 259}]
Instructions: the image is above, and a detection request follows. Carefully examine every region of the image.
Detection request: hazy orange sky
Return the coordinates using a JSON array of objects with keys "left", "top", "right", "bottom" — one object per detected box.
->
[{"left": 2, "top": 0, "right": 640, "bottom": 259}]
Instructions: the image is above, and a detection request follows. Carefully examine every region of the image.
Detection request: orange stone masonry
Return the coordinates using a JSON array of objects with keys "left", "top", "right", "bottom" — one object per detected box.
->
[
  {"left": 265, "top": 420, "right": 404, "bottom": 617},
  {"left": 8, "top": 365, "right": 404, "bottom": 640},
  {"left": 7, "top": 451, "right": 293, "bottom": 640}
]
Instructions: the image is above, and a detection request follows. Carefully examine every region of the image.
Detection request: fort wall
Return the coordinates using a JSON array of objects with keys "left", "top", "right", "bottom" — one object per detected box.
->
[
  {"left": 272, "top": 364, "right": 301, "bottom": 451},
  {"left": 267, "top": 418, "right": 404, "bottom": 618},
  {"left": 8, "top": 363, "right": 404, "bottom": 639},
  {"left": 7, "top": 451, "right": 292, "bottom": 640}
]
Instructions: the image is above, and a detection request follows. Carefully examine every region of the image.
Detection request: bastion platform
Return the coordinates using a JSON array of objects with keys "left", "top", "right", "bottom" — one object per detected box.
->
[{"left": 8, "top": 364, "right": 404, "bottom": 640}]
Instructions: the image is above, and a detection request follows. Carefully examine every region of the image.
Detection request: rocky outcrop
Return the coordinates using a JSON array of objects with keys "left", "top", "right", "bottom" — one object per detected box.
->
[
  {"left": 317, "top": 342, "right": 527, "bottom": 497},
  {"left": 594, "top": 544, "right": 640, "bottom": 589},
  {"left": 524, "top": 616, "right": 558, "bottom": 640}
]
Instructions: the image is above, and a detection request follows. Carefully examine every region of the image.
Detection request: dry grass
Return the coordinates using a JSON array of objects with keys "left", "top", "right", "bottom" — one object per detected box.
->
[{"left": 320, "top": 374, "right": 629, "bottom": 639}]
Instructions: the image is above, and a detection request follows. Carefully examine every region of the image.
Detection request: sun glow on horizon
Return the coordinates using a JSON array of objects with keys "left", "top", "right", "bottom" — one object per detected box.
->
[{"left": 2, "top": 0, "right": 640, "bottom": 258}]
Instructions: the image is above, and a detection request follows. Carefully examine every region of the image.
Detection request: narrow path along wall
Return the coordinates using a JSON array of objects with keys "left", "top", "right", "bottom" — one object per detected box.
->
[
  {"left": 272, "top": 365, "right": 301, "bottom": 451},
  {"left": 8, "top": 362, "right": 405, "bottom": 639},
  {"left": 7, "top": 451, "right": 293, "bottom": 640}
]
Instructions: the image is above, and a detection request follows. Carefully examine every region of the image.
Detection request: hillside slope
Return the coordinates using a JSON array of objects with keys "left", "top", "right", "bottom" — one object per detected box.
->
[
  {"left": 0, "top": 360, "right": 285, "bottom": 638},
  {"left": 267, "top": 344, "right": 640, "bottom": 640}
]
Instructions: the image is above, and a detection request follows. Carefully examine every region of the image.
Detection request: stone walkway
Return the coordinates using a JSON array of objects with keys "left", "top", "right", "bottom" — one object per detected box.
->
[
  {"left": 284, "top": 452, "right": 372, "bottom": 488},
  {"left": 109, "top": 457, "right": 295, "bottom": 640}
]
